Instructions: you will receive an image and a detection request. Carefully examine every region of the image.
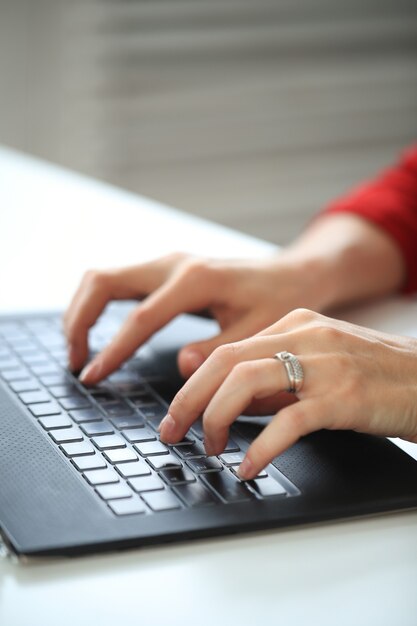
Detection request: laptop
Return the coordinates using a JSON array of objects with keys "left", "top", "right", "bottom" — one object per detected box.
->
[{"left": 1, "top": 301, "right": 417, "bottom": 560}]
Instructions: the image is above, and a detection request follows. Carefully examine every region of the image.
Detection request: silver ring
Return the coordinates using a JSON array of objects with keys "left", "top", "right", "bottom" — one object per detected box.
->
[{"left": 274, "top": 351, "right": 304, "bottom": 393}]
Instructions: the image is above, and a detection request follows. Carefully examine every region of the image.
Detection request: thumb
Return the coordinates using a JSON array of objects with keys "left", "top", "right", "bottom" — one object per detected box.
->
[
  {"left": 178, "top": 336, "right": 222, "bottom": 378},
  {"left": 178, "top": 314, "right": 260, "bottom": 378}
]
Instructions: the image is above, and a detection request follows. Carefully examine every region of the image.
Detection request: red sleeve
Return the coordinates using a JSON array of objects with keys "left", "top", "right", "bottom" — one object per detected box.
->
[{"left": 322, "top": 145, "right": 417, "bottom": 293}]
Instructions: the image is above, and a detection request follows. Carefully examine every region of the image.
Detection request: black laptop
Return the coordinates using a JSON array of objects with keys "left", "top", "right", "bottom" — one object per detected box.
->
[{"left": 1, "top": 301, "right": 416, "bottom": 560}]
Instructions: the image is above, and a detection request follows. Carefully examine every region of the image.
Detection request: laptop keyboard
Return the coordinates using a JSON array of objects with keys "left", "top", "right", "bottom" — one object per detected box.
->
[{"left": 0, "top": 311, "right": 294, "bottom": 517}]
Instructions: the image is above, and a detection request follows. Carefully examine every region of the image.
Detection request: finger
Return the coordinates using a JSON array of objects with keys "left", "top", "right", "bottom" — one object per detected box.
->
[
  {"left": 79, "top": 269, "right": 218, "bottom": 385},
  {"left": 64, "top": 254, "right": 186, "bottom": 371},
  {"left": 237, "top": 399, "right": 332, "bottom": 480},
  {"left": 177, "top": 311, "right": 265, "bottom": 378},
  {"left": 160, "top": 333, "right": 304, "bottom": 444},
  {"left": 64, "top": 271, "right": 116, "bottom": 371},
  {"left": 201, "top": 358, "right": 290, "bottom": 455}
]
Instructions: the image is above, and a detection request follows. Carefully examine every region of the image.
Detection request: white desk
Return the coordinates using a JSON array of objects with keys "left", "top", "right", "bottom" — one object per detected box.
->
[{"left": 0, "top": 147, "right": 416, "bottom": 626}]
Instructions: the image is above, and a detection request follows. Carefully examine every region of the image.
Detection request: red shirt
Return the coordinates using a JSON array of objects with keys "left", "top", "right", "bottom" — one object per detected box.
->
[{"left": 323, "top": 145, "right": 417, "bottom": 293}]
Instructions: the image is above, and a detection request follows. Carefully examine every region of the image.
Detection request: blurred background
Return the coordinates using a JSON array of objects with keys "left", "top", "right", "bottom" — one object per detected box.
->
[{"left": 1, "top": 0, "right": 416, "bottom": 245}]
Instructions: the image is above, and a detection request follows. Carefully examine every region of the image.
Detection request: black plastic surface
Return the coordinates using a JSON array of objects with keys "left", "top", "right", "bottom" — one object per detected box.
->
[{"left": 1, "top": 309, "right": 417, "bottom": 558}]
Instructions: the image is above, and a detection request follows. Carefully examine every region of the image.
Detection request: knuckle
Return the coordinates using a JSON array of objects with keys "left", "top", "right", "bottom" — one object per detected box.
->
[
  {"left": 211, "top": 342, "right": 240, "bottom": 369},
  {"left": 83, "top": 269, "right": 109, "bottom": 291},
  {"left": 178, "top": 258, "right": 210, "bottom": 285},
  {"left": 231, "top": 361, "right": 258, "bottom": 385},
  {"left": 314, "top": 323, "right": 342, "bottom": 343},
  {"left": 285, "top": 307, "right": 316, "bottom": 325}
]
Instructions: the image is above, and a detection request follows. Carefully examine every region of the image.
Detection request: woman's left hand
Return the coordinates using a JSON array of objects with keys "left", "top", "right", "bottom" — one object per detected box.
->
[{"left": 159, "top": 309, "right": 417, "bottom": 480}]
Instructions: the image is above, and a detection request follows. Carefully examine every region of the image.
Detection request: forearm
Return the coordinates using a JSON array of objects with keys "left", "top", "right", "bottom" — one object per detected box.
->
[
  {"left": 278, "top": 212, "right": 406, "bottom": 310},
  {"left": 276, "top": 145, "right": 417, "bottom": 310}
]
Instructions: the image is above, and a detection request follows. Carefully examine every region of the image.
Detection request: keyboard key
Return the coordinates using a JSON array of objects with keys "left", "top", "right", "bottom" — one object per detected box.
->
[
  {"left": 224, "top": 438, "right": 240, "bottom": 453},
  {"left": 108, "top": 497, "right": 146, "bottom": 516},
  {"left": 60, "top": 441, "right": 96, "bottom": 457},
  {"left": 49, "top": 384, "right": 78, "bottom": 398},
  {"left": 92, "top": 434, "right": 127, "bottom": 450},
  {"left": 137, "top": 403, "right": 167, "bottom": 430},
  {"left": 202, "top": 471, "right": 254, "bottom": 503},
  {"left": 40, "top": 373, "right": 69, "bottom": 386},
  {"left": 69, "top": 407, "right": 104, "bottom": 423},
  {"left": 115, "top": 460, "right": 151, "bottom": 479},
  {"left": 141, "top": 490, "right": 181, "bottom": 512},
  {"left": 90, "top": 390, "right": 117, "bottom": 404},
  {"left": 186, "top": 457, "right": 223, "bottom": 473},
  {"left": 37, "top": 333, "right": 66, "bottom": 350},
  {"left": 20, "top": 353, "right": 50, "bottom": 366},
  {"left": 173, "top": 442, "right": 206, "bottom": 459},
  {"left": 128, "top": 475, "right": 164, "bottom": 493},
  {"left": 219, "top": 451, "right": 246, "bottom": 466},
  {"left": 13, "top": 340, "right": 39, "bottom": 354},
  {"left": 230, "top": 466, "right": 268, "bottom": 479},
  {"left": 49, "top": 428, "right": 83, "bottom": 444},
  {"left": 95, "top": 483, "right": 133, "bottom": 500},
  {"left": 9, "top": 378, "right": 39, "bottom": 392},
  {"left": 72, "top": 455, "right": 107, "bottom": 471},
  {"left": 28, "top": 401, "right": 62, "bottom": 417},
  {"left": 39, "top": 415, "right": 73, "bottom": 430},
  {"left": 59, "top": 395, "right": 91, "bottom": 411},
  {"left": 108, "top": 370, "right": 140, "bottom": 385},
  {"left": 168, "top": 435, "right": 195, "bottom": 446},
  {"left": 101, "top": 401, "right": 133, "bottom": 417},
  {"left": 0, "top": 357, "right": 20, "bottom": 370},
  {"left": 80, "top": 420, "right": 114, "bottom": 437},
  {"left": 83, "top": 468, "right": 119, "bottom": 485},
  {"left": 148, "top": 379, "right": 175, "bottom": 403},
  {"left": 134, "top": 440, "right": 169, "bottom": 457},
  {"left": 189, "top": 418, "right": 205, "bottom": 440},
  {"left": 146, "top": 454, "right": 183, "bottom": 471},
  {"left": 173, "top": 482, "right": 218, "bottom": 507},
  {"left": 30, "top": 362, "right": 61, "bottom": 376},
  {"left": 247, "top": 476, "right": 287, "bottom": 498},
  {"left": 128, "top": 391, "right": 157, "bottom": 407},
  {"left": 103, "top": 447, "right": 138, "bottom": 464},
  {"left": 110, "top": 415, "right": 145, "bottom": 430},
  {"left": 122, "top": 427, "right": 156, "bottom": 443},
  {"left": 19, "top": 390, "right": 51, "bottom": 404},
  {"left": 0, "top": 345, "right": 11, "bottom": 358},
  {"left": 0, "top": 321, "right": 22, "bottom": 335},
  {"left": 1, "top": 368, "right": 30, "bottom": 382},
  {"left": 160, "top": 467, "right": 196, "bottom": 486}
]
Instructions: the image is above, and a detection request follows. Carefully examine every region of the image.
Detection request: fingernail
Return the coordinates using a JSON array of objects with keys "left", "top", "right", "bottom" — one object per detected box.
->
[
  {"left": 237, "top": 456, "right": 254, "bottom": 481},
  {"left": 79, "top": 360, "right": 102, "bottom": 384},
  {"left": 184, "top": 350, "right": 205, "bottom": 373},
  {"left": 159, "top": 413, "right": 176, "bottom": 441}
]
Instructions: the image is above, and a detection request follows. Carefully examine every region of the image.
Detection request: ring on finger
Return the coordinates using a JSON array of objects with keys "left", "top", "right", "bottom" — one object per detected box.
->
[{"left": 274, "top": 351, "right": 304, "bottom": 393}]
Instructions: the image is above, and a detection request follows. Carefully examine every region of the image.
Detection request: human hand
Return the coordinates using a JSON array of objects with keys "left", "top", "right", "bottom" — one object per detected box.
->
[
  {"left": 63, "top": 252, "right": 329, "bottom": 385},
  {"left": 159, "top": 309, "right": 417, "bottom": 480}
]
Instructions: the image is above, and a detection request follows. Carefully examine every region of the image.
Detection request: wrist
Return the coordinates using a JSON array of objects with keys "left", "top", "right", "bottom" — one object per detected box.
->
[
  {"left": 276, "top": 214, "right": 406, "bottom": 311},
  {"left": 267, "top": 250, "right": 338, "bottom": 313}
]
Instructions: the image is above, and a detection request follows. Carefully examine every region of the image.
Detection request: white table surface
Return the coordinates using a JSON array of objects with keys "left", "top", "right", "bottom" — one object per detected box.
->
[{"left": 0, "top": 147, "right": 416, "bottom": 626}]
